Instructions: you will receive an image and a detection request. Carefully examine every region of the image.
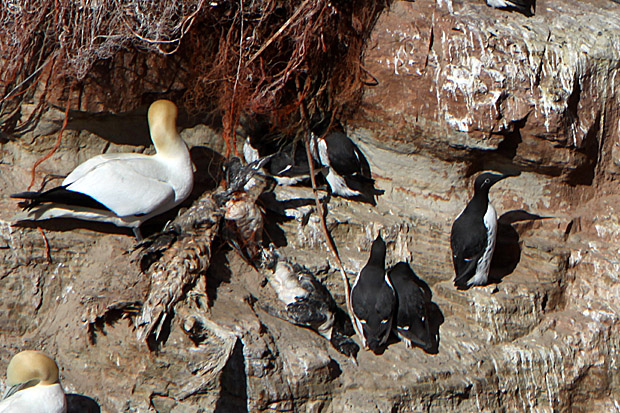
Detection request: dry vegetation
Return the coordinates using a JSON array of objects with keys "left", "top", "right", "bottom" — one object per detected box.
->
[{"left": 1, "top": 0, "right": 389, "bottom": 152}]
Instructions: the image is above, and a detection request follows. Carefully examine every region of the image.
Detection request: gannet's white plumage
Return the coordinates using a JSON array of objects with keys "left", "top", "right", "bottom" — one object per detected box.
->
[
  {"left": 12, "top": 100, "right": 194, "bottom": 239},
  {"left": 0, "top": 350, "right": 67, "bottom": 413}
]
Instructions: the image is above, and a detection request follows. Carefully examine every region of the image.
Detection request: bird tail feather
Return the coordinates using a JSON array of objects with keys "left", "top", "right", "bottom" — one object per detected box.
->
[{"left": 10, "top": 191, "right": 41, "bottom": 200}]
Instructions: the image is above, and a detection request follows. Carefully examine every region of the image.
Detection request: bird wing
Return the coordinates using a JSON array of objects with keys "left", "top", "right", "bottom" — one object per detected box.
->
[
  {"left": 507, "top": 0, "right": 534, "bottom": 8},
  {"left": 351, "top": 272, "right": 395, "bottom": 340},
  {"left": 63, "top": 152, "right": 149, "bottom": 185},
  {"left": 451, "top": 215, "right": 487, "bottom": 284},
  {"left": 387, "top": 264, "right": 432, "bottom": 349},
  {"left": 374, "top": 280, "right": 396, "bottom": 322},
  {"left": 395, "top": 284, "right": 430, "bottom": 345},
  {"left": 351, "top": 271, "right": 383, "bottom": 325},
  {"left": 0, "top": 389, "right": 28, "bottom": 411},
  {"left": 325, "top": 132, "right": 371, "bottom": 177},
  {"left": 65, "top": 157, "right": 176, "bottom": 217},
  {"left": 488, "top": 0, "right": 534, "bottom": 15},
  {"left": 388, "top": 272, "right": 422, "bottom": 325},
  {"left": 12, "top": 186, "right": 110, "bottom": 211},
  {"left": 287, "top": 298, "right": 329, "bottom": 326},
  {"left": 352, "top": 144, "right": 372, "bottom": 178},
  {"left": 350, "top": 281, "right": 371, "bottom": 322},
  {"left": 1, "top": 379, "right": 39, "bottom": 401}
]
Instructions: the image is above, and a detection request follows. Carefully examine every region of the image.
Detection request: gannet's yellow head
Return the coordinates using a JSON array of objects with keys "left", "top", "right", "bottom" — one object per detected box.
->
[
  {"left": 147, "top": 99, "right": 185, "bottom": 156},
  {"left": 148, "top": 99, "right": 178, "bottom": 129},
  {"left": 6, "top": 350, "right": 60, "bottom": 387}
]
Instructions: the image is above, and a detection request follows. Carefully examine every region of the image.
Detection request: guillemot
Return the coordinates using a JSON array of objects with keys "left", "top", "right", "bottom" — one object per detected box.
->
[
  {"left": 11, "top": 100, "right": 194, "bottom": 240},
  {"left": 240, "top": 113, "right": 320, "bottom": 186},
  {"left": 0, "top": 350, "right": 67, "bottom": 413},
  {"left": 243, "top": 138, "right": 318, "bottom": 186},
  {"left": 485, "top": 0, "right": 535, "bottom": 16},
  {"left": 350, "top": 234, "right": 396, "bottom": 353},
  {"left": 387, "top": 262, "right": 432, "bottom": 350},
  {"left": 310, "top": 117, "right": 382, "bottom": 205},
  {"left": 451, "top": 172, "right": 510, "bottom": 289},
  {"left": 263, "top": 253, "right": 359, "bottom": 358}
]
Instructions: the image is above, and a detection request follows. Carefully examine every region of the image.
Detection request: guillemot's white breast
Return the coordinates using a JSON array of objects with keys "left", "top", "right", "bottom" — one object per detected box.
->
[{"left": 451, "top": 172, "right": 511, "bottom": 289}]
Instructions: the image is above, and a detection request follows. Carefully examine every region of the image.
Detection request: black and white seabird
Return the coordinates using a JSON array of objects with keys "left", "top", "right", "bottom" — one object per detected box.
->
[
  {"left": 11, "top": 100, "right": 194, "bottom": 240},
  {"left": 240, "top": 113, "right": 320, "bottom": 186},
  {"left": 263, "top": 253, "right": 359, "bottom": 358},
  {"left": 350, "top": 235, "right": 396, "bottom": 353},
  {"left": 450, "top": 172, "right": 510, "bottom": 290},
  {"left": 388, "top": 262, "right": 432, "bottom": 350},
  {"left": 243, "top": 138, "right": 318, "bottom": 186},
  {"left": 310, "top": 119, "right": 382, "bottom": 205},
  {"left": 485, "top": 0, "right": 535, "bottom": 16}
]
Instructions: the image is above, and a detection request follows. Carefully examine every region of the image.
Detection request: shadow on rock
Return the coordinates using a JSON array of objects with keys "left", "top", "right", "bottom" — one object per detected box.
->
[
  {"left": 65, "top": 97, "right": 196, "bottom": 147},
  {"left": 413, "top": 274, "right": 444, "bottom": 355},
  {"left": 330, "top": 306, "right": 360, "bottom": 359},
  {"left": 189, "top": 145, "right": 225, "bottom": 197},
  {"left": 489, "top": 209, "right": 551, "bottom": 283},
  {"left": 259, "top": 191, "right": 325, "bottom": 248},
  {"left": 261, "top": 209, "right": 290, "bottom": 249},
  {"left": 205, "top": 242, "right": 234, "bottom": 307},
  {"left": 214, "top": 339, "right": 248, "bottom": 413},
  {"left": 66, "top": 106, "right": 151, "bottom": 146},
  {"left": 66, "top": 393, "right": 101, "bottom": 413},
  {"left": 260, "top": 192, "right": 317, "bottom": 216},
  {"left": 424, "top": 302, "right": 444, "bottom": 355}
]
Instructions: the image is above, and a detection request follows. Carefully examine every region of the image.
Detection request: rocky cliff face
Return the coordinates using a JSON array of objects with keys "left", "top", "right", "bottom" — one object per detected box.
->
[{"left": 1, "top": 0, "right": 620, "bottom": 412}]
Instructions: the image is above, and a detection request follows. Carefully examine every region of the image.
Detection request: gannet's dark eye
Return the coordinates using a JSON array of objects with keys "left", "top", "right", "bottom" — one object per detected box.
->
[{"left": 485, "top": 178, "right": 490, "bottom": 184}]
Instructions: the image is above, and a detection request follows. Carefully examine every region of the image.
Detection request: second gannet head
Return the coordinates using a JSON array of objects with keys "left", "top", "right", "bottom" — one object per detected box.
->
[
  {"left": 6, "top": 350, "right": 60, "bottom": 389},
  {"left": 1, "top": 350, "right": 67, "bottom": 413},
  {"left": 148, "top": 99, "right": 186, "bottom": 158}
]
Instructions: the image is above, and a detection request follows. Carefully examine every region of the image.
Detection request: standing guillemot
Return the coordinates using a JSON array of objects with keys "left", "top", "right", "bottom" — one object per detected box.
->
[
  {"left": 451, "top": 172, "right": 510, "bottom": 289},
  {"left": 0, "top": 350, "right": 67, "bottom": 413},
  {"left": 387, "top": 262, "right": 433, "bottom": 351},
  {"left": 310, "top": 118, "right": 382, "bottom": 205},
  {"left": 11, "top": 100, "right": 194, "bottom": 240},
  {"left": 485, "top": 0, "right": 535, "bottom": 16},
  {"left": 350, "top": 234, "right": 396, "bottom": 353}
]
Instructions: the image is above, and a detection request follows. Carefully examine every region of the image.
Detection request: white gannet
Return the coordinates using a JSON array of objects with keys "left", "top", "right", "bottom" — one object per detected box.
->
[
  {"left": 0, "top": 350, "right": 67, "bottom": 413},
  {"left": 310, "top": 116, "right": 383, "bottom": 206},
  {"left": 11, "top": 99, "right": 194, "bottom": 240}
]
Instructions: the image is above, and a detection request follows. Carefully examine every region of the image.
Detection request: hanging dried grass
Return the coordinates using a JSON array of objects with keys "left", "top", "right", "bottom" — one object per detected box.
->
[{"left": 0, "top": 0, "right": 389, "bottom": 142}]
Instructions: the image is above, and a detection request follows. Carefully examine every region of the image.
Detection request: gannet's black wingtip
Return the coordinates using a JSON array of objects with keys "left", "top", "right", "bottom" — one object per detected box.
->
[{"left": 10, "top": 191, "right": 40, "bottom": 199}]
